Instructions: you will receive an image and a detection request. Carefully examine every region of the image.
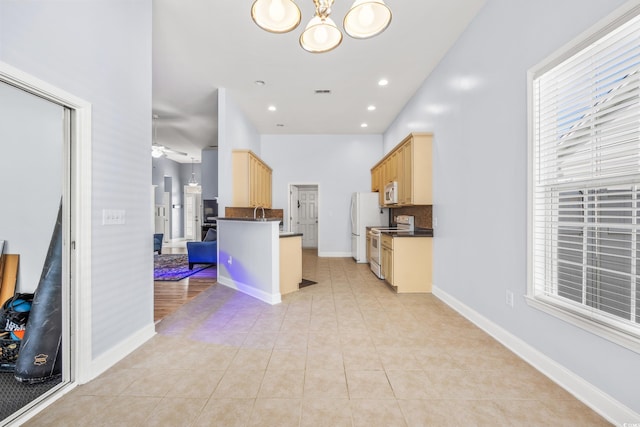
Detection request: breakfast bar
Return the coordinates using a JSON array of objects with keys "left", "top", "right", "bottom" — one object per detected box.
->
[{"left": 216, "top": 217, "right": 302, "bottom": 304}]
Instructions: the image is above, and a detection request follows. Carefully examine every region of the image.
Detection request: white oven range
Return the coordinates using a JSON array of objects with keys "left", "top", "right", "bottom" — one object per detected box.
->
[{"left": 368, "top": 215, "right": 414, "bottom": 279}]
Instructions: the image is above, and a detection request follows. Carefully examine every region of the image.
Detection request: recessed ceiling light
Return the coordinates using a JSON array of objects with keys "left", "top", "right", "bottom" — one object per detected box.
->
[
  {"left": 367, "top": 105, "right": 376, "bottom": 111},
  {"left": 361, "top": 123, "right": 368, "bottom": 128},
  {"left": 255, "top": 80, "right": 266, "bottom": 86},
  {"left": 268, "top": 105, "right": 276, "bottom": 111},
  {"left": 378, "top": 79, "right": 389, "bottom": 86}
]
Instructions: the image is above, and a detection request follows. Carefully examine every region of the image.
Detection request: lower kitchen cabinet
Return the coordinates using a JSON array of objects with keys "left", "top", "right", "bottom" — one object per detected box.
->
[
  {"left": 280, "top": 235, "right": 302, "bottom": 295},
  {"left": 381, "top": 234, "right": 394, "bottom": 284},
  {"left": 382, "top": 235, "right": 432, "bottom": 293}
]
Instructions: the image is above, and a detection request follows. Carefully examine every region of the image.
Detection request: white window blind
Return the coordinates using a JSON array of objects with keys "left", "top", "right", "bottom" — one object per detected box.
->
[{"left": 530, "top": 9, "right": 640, "bottom": 350}]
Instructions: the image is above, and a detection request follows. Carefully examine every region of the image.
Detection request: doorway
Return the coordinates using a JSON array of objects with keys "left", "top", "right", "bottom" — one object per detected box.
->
[
  {"left": 154, "top": 192, "right": 170, "bottom": 242},
  {"left": 0, "top": 63, "right": 91, "bottom": 424},
  {"left": 289, "top": 184, "right": 319, "bottom": 248},
  {"left": 184, "top": 185, "right": 202, "bottom": 241}
]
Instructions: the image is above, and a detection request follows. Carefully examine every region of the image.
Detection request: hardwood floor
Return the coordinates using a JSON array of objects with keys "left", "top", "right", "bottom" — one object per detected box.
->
[
  {"left": 152, "top": 244, "right": 318, "bottom": 322},
  {"left": 154, "top": 243, "right": 217, "bottom": 322}
]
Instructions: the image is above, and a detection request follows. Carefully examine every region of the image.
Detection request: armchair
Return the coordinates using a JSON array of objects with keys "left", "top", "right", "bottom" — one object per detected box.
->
[{"left": 186, "top": 228, "right": 217, "bottom": 269}]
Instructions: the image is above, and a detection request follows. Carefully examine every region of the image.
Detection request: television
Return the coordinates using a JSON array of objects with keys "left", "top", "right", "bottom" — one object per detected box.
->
[{"left": 203, "top": 199, "right": 218, "bottom": 223}]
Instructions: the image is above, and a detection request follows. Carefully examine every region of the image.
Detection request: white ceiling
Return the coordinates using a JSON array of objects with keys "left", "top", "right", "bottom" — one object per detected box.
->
[{"left": 152, "top": 0, "right": 486, "bottom": 162}]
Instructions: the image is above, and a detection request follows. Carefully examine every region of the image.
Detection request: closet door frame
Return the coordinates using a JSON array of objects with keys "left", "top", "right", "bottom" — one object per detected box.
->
[{"left": 0, "top": 61, "right": 93, "bottom": 399}]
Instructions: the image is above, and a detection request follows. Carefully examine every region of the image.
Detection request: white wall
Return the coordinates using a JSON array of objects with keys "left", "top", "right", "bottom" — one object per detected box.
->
[
  {"left": 385, "top": 0, "right": 638, "bottom": 415},
  {"left": 201, "top": 148, "right": 219, "bottom": 200},
  {"left": 217, "top": 88, "right": 261, "bottom": 215},
  {"left": 261, "top": 134, "right": 383, "bottom": 256},
  {"left": 0, "top": 82, "right": 63, "bottom": 293},
  {"left": 0, "top": 1, "right": 154, "bottom": 360}
]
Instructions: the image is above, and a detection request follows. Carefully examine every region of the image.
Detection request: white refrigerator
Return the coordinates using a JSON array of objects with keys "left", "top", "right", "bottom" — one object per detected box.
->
[{"left": 350, "top": 192, "right": 388, "bottom": 263}]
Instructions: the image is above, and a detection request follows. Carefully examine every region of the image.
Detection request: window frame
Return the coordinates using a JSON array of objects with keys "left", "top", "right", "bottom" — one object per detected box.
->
[{"left": 527, "top": 2, "right": 640, "bottom": 355}]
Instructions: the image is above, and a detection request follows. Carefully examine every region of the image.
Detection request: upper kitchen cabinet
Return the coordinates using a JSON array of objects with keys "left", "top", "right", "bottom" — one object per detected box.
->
[
  {"left": 371, "top": 164, "right": 381, "bottom": 193},
  {"left": 372, "top": 132, "right": 432, "bottom": 206},
  {"left": 232, "top": 149, "right": 272, "bottom": 208},
  {"left": 371, "top": 148, "right": 400, "bottom": 205}
]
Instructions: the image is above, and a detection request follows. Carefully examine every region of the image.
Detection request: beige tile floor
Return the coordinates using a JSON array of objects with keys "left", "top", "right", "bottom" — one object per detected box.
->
[{"left": 25, "top": 250, "right": 610, "bottom": 426}]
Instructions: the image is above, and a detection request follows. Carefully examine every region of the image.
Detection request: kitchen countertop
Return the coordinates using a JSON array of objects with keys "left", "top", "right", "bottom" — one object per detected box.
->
[
  {"left": 380, "top": 228, "right": 434, "bottom": 237},
  {"left": 279, "top": 232, "right": 303, "bottom": 238},
  {"left": 215, "top": 217, "right": 282, "bottom": 222}
]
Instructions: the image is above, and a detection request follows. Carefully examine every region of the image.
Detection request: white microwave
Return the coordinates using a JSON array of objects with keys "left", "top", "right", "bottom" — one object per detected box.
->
[{"left": 384, "top": 181, "right": 398, "bottom": 205}]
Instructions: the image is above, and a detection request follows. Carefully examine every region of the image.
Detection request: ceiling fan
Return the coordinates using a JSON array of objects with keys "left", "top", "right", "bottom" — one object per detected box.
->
[
  {"left": 151, "top": 144, "right": 188, "bottom": 158},
  {"left": 151, "top": 114, "right": 188, "bottom": 158}
]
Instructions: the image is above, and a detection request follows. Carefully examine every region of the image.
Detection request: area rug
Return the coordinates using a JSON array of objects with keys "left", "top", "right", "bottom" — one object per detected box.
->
[{"left": 154, "top": 254, "right": 211, "bottom": 281}]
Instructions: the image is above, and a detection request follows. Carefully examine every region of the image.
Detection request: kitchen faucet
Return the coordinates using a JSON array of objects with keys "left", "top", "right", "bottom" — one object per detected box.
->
[{"left": 253, "top": 206, "right": 265, "bottom": 219}]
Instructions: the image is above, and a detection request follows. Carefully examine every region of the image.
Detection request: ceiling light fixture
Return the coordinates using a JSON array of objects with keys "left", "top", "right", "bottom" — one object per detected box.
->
[
  {"left": 343, "top": 0, "right": 392, "bottom": 39},
  {"left": 367, "top": 105, "right": 376, "bottom": 111},
  {"left": 251, "top": 0, "right": 392, "bottom": 54},
  {"left": 188, "top": 157, "right": 198, "bottom": 187},
  {"left": 151, "top": 147, "right": 165, "bottom": 158},
  {"left": 268, "top": 105, "right": 277, "bottom": 111},
  {"left": 251, "top": 0, "right": 302, "bottom": 33}
]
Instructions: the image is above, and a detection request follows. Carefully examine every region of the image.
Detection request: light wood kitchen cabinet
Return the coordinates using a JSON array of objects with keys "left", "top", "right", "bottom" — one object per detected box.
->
[
  {"left": 380, "top": 152, "right": 399, "bottom": 187},
  {"left": 280, "top": 235, "right": 302, "bottom": 295},
  {"left": 401, "top": 133, "right": 432, "bottom": 205},
  {"left": 381, "top": 233, "right": 394, "bottom": 285},
  {"left": 381, "top": 234, "right": 432, "bottom": 293},
  {"left": 371, "top": 163, "right": 384, "bottom": 205},
  {"left": 371, "top": 132, "right": 432, "bottom": 206},
  {"left": 371, "top": 164, "right": 381, "bottom": 193},
  {"left": 232, "top": 150, "right": 273, "bottom": 208},
  {"left": 399, "top": 140, "right": 412, "bottom": 205}
]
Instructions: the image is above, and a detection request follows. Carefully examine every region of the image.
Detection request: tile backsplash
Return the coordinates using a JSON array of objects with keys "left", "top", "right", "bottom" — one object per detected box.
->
[
  {"left": 225, "top": 207, "right": 284, "bottom": 221},
  {"left": 390, "top": 205, "right": 432, "bottom": 229}
]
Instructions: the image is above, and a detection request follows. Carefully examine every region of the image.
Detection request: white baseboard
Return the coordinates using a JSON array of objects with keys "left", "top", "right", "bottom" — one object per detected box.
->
[
  {"left": 432, "top": 286, "right": 639, "bottom": 426},
  {"left": 217, "top": 276, "right": 281, "bottom": 305},
  {"left": 84, "top": 322, "right": 156, "bottom": 383}
]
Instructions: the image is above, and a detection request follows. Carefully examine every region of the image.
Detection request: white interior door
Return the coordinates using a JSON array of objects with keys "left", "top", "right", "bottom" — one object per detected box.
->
[
  {"left": 298, "top": 188, "right": 318, "bottom": 248},
  {"left": 184, "top": 186, "right": 202, "bottom": 241},
  {"left": 162, "top": 191, "right": 173, "bottom": 242},
  {"left": 154, "top": 204, "right": 166, "bottom": 234},
  {"left": 162, "top": 192, "right": 170, "bottom": 241},
  {"left": 154, "top": 188, "right": 169, "bottom": 239}
]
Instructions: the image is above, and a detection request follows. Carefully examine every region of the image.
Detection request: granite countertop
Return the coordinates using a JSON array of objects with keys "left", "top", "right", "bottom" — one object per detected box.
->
[
  {"left": 279, "top": 232, "right": 303, "bottom": 238},
  {"left": 384, "top": 228, "right": 434, "bottom": 237},
  {"left": 215, "top": 217, "right": 281, "bottom": 222}
]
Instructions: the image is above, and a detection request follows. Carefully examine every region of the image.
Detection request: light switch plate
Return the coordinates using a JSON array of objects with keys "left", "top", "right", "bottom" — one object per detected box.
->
[{"left": 102, "top": 209, "right": 126, "bottom": 225}]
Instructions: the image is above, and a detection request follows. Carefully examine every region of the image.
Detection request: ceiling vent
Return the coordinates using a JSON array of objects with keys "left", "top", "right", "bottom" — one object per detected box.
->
[{"left": 314, "top": 89, "right": 332, "bottom": 94}]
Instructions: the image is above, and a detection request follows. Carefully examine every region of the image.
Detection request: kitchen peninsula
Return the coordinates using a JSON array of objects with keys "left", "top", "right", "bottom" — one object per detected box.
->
[{"left": 216, "top": 217, "right": 302, "bottom": 304}]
